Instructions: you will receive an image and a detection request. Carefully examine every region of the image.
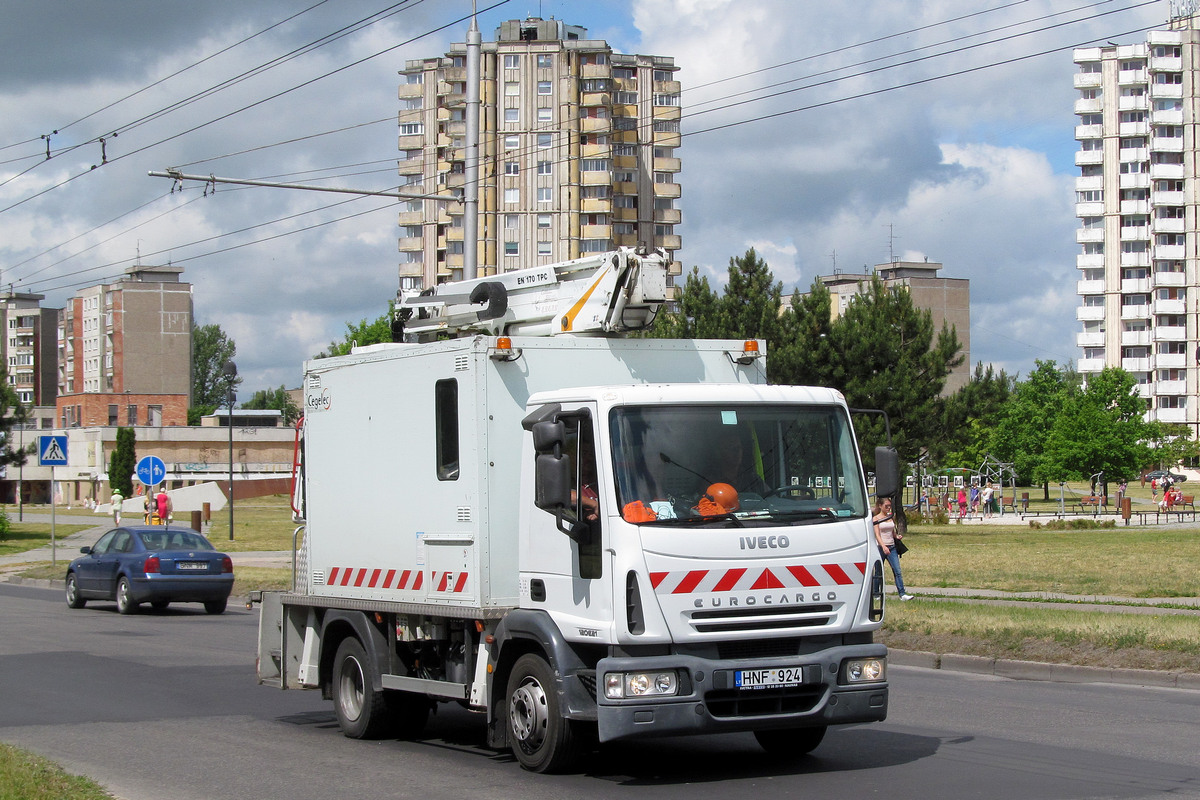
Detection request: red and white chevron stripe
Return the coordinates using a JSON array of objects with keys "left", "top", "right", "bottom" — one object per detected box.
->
[
  {"left": 324, "top": 567, "right": 470, "bottom": 594},
  {"left": 649, "top": 562, "right": 865, "bottom": 595}
]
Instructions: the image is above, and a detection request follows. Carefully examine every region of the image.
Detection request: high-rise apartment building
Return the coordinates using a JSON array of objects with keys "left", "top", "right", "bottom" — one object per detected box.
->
[
  {"left": 397, "top": 17, "right": 682, "bottom": 290},
  {"left": 0, "top": 291, "right": 58, "bottom": 407},
  {"left": 1072, "top": 13, "right": 1200, "bottom": 431},
  {"left": 56, "top": 264, "right": 192, "bottom": 427}
]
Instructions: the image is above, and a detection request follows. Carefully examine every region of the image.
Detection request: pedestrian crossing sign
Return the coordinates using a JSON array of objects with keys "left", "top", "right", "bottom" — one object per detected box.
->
[{"left": 38, "top": 435, "right": 68, "bottom": 466}]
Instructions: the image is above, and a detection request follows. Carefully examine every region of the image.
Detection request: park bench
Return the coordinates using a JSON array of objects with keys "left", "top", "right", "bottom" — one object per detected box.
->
[{"left": 1071, "top": 495, "right": 1106, "bottom": 515}]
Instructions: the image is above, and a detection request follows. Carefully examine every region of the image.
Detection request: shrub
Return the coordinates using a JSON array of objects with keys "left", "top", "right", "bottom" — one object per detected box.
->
[{"left": 0, "top": 507, "right": 9, "bottom": 541}]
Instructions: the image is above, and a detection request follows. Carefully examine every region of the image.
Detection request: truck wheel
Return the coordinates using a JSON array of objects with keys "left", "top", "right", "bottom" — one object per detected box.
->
[
  {"left": 754, "top": 725, "right": 827, "bottom": 755},
  {"left": 66, "top": 572, "right": 86, "bottom": 608},
  {"left": 332, "top": 637, "right": 389, "bottom": 739},
  {"left": 506, "top": 653, "right": 581, "bottom": 773},
  {"left": 385, "top": 690, "right": 431, "bottom": 739},
  {"left": 116, "top": 577, "right": 138, "bottom": 615}
]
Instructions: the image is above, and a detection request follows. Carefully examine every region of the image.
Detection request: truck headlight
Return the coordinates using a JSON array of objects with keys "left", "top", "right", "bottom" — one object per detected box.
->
[
  {"left": 604, "top": 670, "right": 679, "bottom": 699},
  {"left": 842, "top": 658, "right": 886, "bottom": 684}
]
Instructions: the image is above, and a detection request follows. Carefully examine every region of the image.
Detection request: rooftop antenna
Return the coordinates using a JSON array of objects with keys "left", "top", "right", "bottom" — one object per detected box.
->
[
  {"left": 886, "top": 223, "right": 899, "bottom": 263},
  {"left": 828, "top": 249, "right": 837, "bottom": 271}
]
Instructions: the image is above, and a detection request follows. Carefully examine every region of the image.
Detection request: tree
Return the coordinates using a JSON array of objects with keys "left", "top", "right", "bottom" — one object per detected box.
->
[
  {"left": 1040, "top": 367, "right": 1154, "bottom": 496},
  {"left": 1146, "top": 423, "right": 1200, "bottom": 476},
  {"left": 192, "top": 322, "right": 239, "bottom": 420},
  {"left": 108, "top": 428, "right": 137, "bottom": 497},
  {"left": 989, "top": 360, "right": 1078, "bottom": 498},
  {"left": 647, "top": 266, "right": 725, "bottom": 340},
  {"left": 0, "top": 373, "right": 33, "bottom": 482},
  {"left": 773, "top": 282, "right": 834, "bottom": 388},
  {"left": 318, "top": 304, "right": 396, "bottom": 358},
  {"left": 242, "top": 386, "right": 301, "bottom": 425},
  {"left": 935, "top": 362, "right": 1015, "bottom": 468}
]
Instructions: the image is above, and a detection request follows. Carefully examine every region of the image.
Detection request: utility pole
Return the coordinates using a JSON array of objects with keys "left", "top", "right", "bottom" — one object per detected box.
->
[{"left": 464, "top": 3, "right": 481, "bottom": 279}]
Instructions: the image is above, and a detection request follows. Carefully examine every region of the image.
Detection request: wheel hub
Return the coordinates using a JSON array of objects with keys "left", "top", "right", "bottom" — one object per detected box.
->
[{"left": 509, "top": 678, "right": 548, "bottom": 748}]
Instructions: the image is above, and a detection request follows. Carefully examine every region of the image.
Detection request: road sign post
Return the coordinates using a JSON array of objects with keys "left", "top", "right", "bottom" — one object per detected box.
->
[{"left": 38, "top": 435, "right": 68, "bottom": 566}]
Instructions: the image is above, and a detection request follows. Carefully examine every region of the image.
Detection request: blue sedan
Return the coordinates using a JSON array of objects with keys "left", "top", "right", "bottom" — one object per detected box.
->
[{"left": 66, "top": 526, "right": 235, "bottom": 615}]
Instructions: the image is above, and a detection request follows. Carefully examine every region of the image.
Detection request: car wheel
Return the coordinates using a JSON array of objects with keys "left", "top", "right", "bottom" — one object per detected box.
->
[
  {"left": 203, "top": 599, "right": 227, "bottom": 614},
  {"left": 506, "top": 653, "right": 583, "bottom": 773},
  {"left": 754, "top": 725, "right": 827, "bottom": 756},
  {"left": 150, "top": 600, "right": 170, "bottom": 611},
  {"left": 115, "top": 577, "right": 138, "bottom": 615},
  {"left": 65, "top": 572, "right": 86, "bottom": 609},
  {"left": 332, "top": 637, "right": 389, "bottom": 739}
]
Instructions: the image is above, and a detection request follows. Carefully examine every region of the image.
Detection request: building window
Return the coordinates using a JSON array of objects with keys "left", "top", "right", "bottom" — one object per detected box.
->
[
  {"left": 108, "top": 405, "right": 118, "bottom": 426},
  {"left": 504, "top": 135, "right": 520, "bottom": 150},
  {"left": 537, "top": 160, "right": 551, "bottom": 175},
  {"left": 503, "top": 54, "right": 520, "bottom": 69},
  {"left": 148, "top": 405, "right": 162, "bottom": 427},
  {"left": 1118, "top": 111, "right": 1145, "bottom": 123},
  {"left": 505, "top": 161, "right": 520, "bottom": 176},
  {"left": 1159, "top": 396, "right": 1187, "bottom": 409},
  {"left": 537, "top": 54, "right": 552, "bottom": 69},
  {"left": 537, "top": 107, "right": 552, "bottom": 123},
  {"left": 399, "top": 122, "right": 423, "bottom": 136},
  {"left": 537, "top": 81, "right": 552, "bottom": 95},
  {"left": 1153, "top": 72, "right": 1183, "bottom": 85},
  {"left": 504, "top": 241, "right": 519, "bottom": 257},
  {"left": 538, "top": 241, "right": 552, "bottom": 256},
  {"left": 580, "top": 158, "right": 610, "bottom": 172},
  {"left": 504, "top": 108, "right": 519, "bottom": 123},
  {"left": 537, "top": 133, "right": 553, "bottom": 149},
  {"left": 653, "top": 93, "right": 680, "bottom": 106},
  {"left": 615, "top": 91, "right": 638, "bottom": 104},
  {"left": 537, "top": 214, "right": 551, "bottom": 228},
  {"left": 537, "top": 187, "right": 553, "bottom": 203},
  {"left": 127, "top": 405, "right": 138, "bottom": 425},
  {"left": 1079, "top": 61, "right": 1101, "bottom": 73},
  {"left": 504, "top": 214, "right": 519, "bottom": 229},
  {"left": 504, "top": 188, "right": 520, "bottom": 204},
  {"left": 581, "top": 238, "right": 612, "bottom": 253},
  {"left": 504, "top": 81, "right": 520, "bottom": 96}
]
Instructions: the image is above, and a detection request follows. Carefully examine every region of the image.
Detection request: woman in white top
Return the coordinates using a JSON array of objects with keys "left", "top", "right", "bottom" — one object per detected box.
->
[{"left": 872, "top": 496, "right": 913, "bottom": 601}]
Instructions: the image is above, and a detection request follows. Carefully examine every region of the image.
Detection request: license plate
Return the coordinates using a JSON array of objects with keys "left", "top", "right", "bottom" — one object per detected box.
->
[
  {"left": 176, "top": 561, "right": 207, "bottom": 571},
  {"left": 734, "top": 666, "right": 806, "bottom": 689}
]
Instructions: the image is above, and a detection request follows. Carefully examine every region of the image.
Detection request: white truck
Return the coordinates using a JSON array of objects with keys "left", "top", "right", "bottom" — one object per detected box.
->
[{"left": 257, "top": 247, "right": 896, "bottom": 772}]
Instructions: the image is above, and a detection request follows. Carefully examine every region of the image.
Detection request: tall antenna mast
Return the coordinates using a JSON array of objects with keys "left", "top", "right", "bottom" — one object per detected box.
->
[{"left": 464, "top": 2, "right": 481, "bottom": 279}]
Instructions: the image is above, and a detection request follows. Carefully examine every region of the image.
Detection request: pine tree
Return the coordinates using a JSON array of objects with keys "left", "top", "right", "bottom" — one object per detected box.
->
[{"left": 108, "top": 428, "right": 137, "bottom": 497}]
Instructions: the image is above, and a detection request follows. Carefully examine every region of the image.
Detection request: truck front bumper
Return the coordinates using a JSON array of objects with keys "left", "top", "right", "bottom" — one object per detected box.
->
[{"left": 595, "top": 643, "right": 888, "bottom": 743}]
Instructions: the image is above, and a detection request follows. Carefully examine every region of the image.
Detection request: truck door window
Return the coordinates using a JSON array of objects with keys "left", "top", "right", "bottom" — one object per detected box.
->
[
  {"left": 558, "top": 416, "right": 603, "bottom": 579},
  {"left": 435, "top": 379, "right": 459, "bottom": 480}
]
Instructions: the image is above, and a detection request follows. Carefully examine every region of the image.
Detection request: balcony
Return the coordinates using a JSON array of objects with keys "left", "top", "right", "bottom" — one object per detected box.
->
[
  {"left": 1077, "top": 331, "right": 1105, "bottom": 347},
  {"left": 1153, "top": 270, "right": 1185, "bottom": 287},
  {"left": 581, "top": 170, "right": 613, "bottom": 186},
  {"left": 1076, "top": 175, "right": 1103, "bottom": 191},
  {"left": 1152, "top": 107, "right": 1184, "bottom": 125},
  {"left": 1149, "top": 55, "right": 1182, "bottom": 72},
  {"left": 1076, "top": 123, "right": 1103, "bottom": 139},
  {"left": 1122, "top": 357, "right": 1151, "bottom": 372},
  {"left": 1118, "top": 69, "right": 1147, "bottom": 84},
  {"left": 397, "top": 211, "right": 425, "bottom": 225},
  {"left": 1152, "top": 136, "right": 1184, "bottom": 151},
  {"left": 1150, "top": 82, "right": 1184, "bottom": 99},
  {"left": 581, "top": 143, "right": 611, "bottom": 159},
  {"left": 581, "top": 117, "right": 612, "bottom": 134},
  {"left": 1119, "top": 226, "right": 1148, "bottom": 241},
  {"left": 1078, "top": 278, "right": 1106, "bottom": 294},
  {"left": 1075, "top": 97, "right": 1103, "bottom": 114},
  {"left": 653, "top": 156, "right": 681, "bottom": 172},
  {"left": 1150, "top": 163, "right": 1184, "bottom": 179},
  {"left": 398, "top": 134, "right": 426, "bottom": 150},
  {"left": 1119, "top": 199, "right": 1148, "bottom": 214},
  {"left": 612, "top": 206, "right": 638, "bottom": 222},
  {"left": 1154, "top": 325, "right": 1186, "bottom": 341},
  {"left": 1120, "top": 329, "right": 1149, "bottom": 346},
  {"left": 1119, "top": 172, "right": 1151, "bottom": 189},
  {"left": 652, "top": 130, "right": 682, "bottom": 147},
  {"left": 654, "top": 208, "right": 682, "bottom": 224},
  {"left": 1077, "top": 253, "right": 1104, "bottom": 268},
  {"left": 1154, "top": 297, "right": 1185, "bottom": 315},
  {"left": 1157, "top": 352, "right": 1187, "bottom": 368},
  {"left": 1120, "top": 305, "right": 1151, "bottom": 320},
  {"left": 1120, "top": 277, "right": 1150, "bottom": 293},
  {"left": 1075, "top": 150, "right": 1103, "bottom": 166},
  {"left": 1155, "top": 243, "right": 1185, "bottom": 259},
  {"left": 1118, "top": 95, "right": 1148, "bottom": 111},
  {"left": 581, "top": 223, "right": 613, "bottom": 239},
  {"left": 581, "top": 63, "right": 611, "bottom": 79},
  {"left": 653, "top": 182, "right": 682, "bottom": 198},
  {"left": 1077, "top": 306, "right": 1106, "bottom": 321},
  {"left": 580, "top": 92, "right": 610, "bottom": 107},
  {"left": 1074, "top": 72, "right": 1103, "bottom": 89},
  {"left": 397, "top": 159, "right": 424, "bottom": 176},
  {"left": 581, "top": 197, "right": 612, "bottom": 213},
  {"left": 1154, "top": 406, "right": 1187, "bottom": 423},
  {"left": 1076, "top": 228, "right": 1104, "bottom": 243},
  {"left": 1152, "top": 190, "right": 1184, "bottom": 205},
  {"left": 1119, "top": 121, "right": 1150, "bottom": 136},
  {"left": 1076, "top": 202, "right": 1105, "bottom": 220},
  {"left": 398, "top": 83, "right": 423, "bottom": 100},
  {"left": 1156, "top": 379, "right": 1186, "bottom": 394},
  {"left": 1153, "top": 216, "right": 1184, "bottom": 232},
  {"left": 1119, "top": 147, "right": 1148, "bottom": 162}
]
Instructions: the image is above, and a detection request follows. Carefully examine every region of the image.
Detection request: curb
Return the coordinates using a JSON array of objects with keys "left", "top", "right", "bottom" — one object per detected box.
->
[{"left": 888, "top": 648, "right": 1200, "bottom": 691}]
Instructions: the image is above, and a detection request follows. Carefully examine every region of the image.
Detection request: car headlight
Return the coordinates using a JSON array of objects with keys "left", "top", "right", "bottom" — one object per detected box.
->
[
  {"left": 843, "top": 658, "right": 886, "bottom": 684},
  {"left": 604, "top": 670, "right": 679, "bottom": 699}
]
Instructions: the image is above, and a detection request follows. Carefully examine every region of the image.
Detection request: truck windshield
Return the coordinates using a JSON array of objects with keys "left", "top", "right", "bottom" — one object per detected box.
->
[{"left": 609, "top": 404, "right": 868, "bottom": 526}]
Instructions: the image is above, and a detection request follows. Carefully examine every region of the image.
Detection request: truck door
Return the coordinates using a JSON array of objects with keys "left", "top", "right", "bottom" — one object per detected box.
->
[{"left": 525, "top": 404, "right": 613, "bottom": 634}]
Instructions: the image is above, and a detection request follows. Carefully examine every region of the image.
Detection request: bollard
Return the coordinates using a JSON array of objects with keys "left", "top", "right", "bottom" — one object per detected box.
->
[
  {"left": 191, "top": 510, "right": 202, "bottom": 531},
  {"left": 1121, "top": 496, "right": 1132, "bottom": 526}
]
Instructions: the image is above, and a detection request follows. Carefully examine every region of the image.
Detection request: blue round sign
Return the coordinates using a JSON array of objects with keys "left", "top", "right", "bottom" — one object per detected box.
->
[{"left": 136, "top": 455, "right": 166, "bottom": 487}]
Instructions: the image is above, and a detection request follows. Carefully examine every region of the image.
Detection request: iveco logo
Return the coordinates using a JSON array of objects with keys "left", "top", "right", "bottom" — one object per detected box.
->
[{"left": 739, "top": 535, "right": 790, "bottom": 550}]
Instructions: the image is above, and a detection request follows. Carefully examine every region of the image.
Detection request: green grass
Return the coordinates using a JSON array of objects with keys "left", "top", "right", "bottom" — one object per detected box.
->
[
  {"left": 200, "top": 495, "right": 305, "bottom": 552},
  {"left": 0, "top": 524, "right": 94, "bottom": 558},
  {"left": 0, "top": 743, "right": 113, "bottom": 800}
]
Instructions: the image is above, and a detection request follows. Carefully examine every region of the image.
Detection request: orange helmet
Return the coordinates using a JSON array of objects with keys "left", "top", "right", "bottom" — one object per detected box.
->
[{"left": 703, "top": 482, "right": 740, "bottom": 513}]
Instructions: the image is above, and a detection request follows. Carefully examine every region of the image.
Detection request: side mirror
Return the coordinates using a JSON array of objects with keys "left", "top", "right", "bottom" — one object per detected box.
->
[
  {"left": 79, "top": 546, "right": 92, "bottom": 555},
  {"left": 533, "top": 453, "right": 571, "bottom": 511},
  {"left": 875, "top": 446, "right": 900, "bottom": 498},
  {"left": 531, "top": 420, "right": 565, "bottom": 453}
]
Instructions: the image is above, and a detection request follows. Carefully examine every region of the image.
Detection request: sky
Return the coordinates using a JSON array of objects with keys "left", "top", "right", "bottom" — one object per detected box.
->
[{"left": 0, "top": 0, "right": 1172, "bottom": 399}]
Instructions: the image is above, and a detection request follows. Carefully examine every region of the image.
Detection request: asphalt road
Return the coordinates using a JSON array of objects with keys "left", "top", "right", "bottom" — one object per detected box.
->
[{"left": 1, "top": 581, "right": 1198, "bottom": 800}]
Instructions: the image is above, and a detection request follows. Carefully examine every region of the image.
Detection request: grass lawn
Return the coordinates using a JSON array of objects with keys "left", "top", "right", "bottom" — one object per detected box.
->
[
  {"left": 0, "top": 524, "right": 93, "bottom": 558},
  {"left": 0, "top": 743, "right": 113, "bottom": 800}
]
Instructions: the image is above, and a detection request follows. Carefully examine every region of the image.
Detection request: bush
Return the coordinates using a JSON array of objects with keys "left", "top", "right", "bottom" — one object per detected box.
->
[
  {"left": 0, "top": 507, "right": 9, "bottom": 541},
  {"left": 1028, "top": 518, "right": 1117, "bottom": 530},
  {"left": 907, "top": 505, "right": 948, "bottom": 526}
]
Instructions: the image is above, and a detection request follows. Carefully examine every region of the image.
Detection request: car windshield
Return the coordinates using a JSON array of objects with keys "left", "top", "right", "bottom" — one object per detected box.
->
[
  {"left": 609, "top": 403, "right": 868, "bottom": 527},
  {"left": 137, "top": 531, "right": 214, "bottom": 551}
]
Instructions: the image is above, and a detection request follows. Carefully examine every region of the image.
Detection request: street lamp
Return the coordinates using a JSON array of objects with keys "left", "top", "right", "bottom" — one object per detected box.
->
[{"left": 222, "top": 360, "right": 237, "bottom": 541}]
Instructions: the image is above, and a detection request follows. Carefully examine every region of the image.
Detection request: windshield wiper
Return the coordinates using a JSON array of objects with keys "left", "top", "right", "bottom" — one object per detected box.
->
[{"left": 646, "top": 513, "right": 745, "bottom": 528}]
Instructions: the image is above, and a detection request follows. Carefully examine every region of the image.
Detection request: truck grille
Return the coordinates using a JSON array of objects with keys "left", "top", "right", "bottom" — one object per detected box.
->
[
  {"left": 705, "top": 685, "right": 825, "bottom": 718},
  {"left": 688, "top": 603, "right": 834, "bottom": 634}
]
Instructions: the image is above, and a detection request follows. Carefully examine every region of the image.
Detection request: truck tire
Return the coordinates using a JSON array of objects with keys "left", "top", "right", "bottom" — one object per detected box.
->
[
  {"left": 66, "top": 572, "right": 86, "bottom": 608},
  {"left": 116, "top": 577, "right": 138, "bottom": 615},
  {"left": 754, "top": 725, "right": 827, "bottom": 756},
  {"left": 385, "top": 690, "right": 431, "bottom": 739},
  {"left": 506, "top": 653, "right": 582, "bottom": 773},
  {"left": 332, "top": 637, "right": 389, "bottom": 739}
]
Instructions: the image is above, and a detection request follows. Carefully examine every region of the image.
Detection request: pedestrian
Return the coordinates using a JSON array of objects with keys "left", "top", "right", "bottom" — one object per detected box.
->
[
  {"left": 956, "top": 486, "right": 968, "bottom": 519},
  {"left": 110, "top": 489, "right": 123, "bottom": 525},
  {"left": 980, "top": 483, "right": 994, "bottom": 518},
  {"left": 1151, "top": 479, "right": 1158, "bottom": 501},
  {"left": 969, "top": 484, "right": 980, "bottom": 515},
  {"left": 155, "top": 490, "right": 173, "bottom": 526},
  {"left": 873, "top": 496, "right": 913, "bottom": 601}
]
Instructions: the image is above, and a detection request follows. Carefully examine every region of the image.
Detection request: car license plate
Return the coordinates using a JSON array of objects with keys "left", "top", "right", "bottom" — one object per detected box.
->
[
  {"left": 734, "top": 666, "right": 805, "bottom": 689},
  {"left": 176, "top": 561, "right": 207, "bottom": 571}
]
